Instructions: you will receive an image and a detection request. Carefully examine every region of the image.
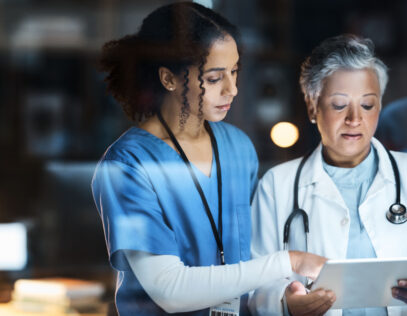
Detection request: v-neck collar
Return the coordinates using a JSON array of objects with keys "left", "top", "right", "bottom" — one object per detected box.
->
[{"left": 133, "top": 122, "right": 217, "bottom": 179}]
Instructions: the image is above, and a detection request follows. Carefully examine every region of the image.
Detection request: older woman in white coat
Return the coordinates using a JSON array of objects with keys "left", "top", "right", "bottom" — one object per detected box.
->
[{"left": 249, "top": 34, "right": 407, "bottom": 316}]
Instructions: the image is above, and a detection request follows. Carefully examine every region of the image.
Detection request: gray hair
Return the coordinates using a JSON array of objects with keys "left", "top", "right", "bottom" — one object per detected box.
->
[{"left": 299, "top": 34, "right": 388, "bottom": 100}]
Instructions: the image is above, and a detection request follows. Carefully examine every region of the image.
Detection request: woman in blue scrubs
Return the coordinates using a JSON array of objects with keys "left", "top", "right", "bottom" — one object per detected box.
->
[{"left": 91, "top": 3, "right": 329, "bottom": 316}]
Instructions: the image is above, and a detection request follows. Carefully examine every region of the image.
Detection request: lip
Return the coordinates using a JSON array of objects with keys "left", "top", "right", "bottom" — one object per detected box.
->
[
  {"left": 216, "top": 104, "right": 231, "bottom": 111},
  {"left": 341, "top": 133, "right": 362, "bottom": 140}
]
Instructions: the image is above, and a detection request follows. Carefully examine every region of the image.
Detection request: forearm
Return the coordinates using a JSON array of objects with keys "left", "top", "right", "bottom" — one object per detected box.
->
[{"left": 124, "top": 250, "right": 292, "bottom": 313}]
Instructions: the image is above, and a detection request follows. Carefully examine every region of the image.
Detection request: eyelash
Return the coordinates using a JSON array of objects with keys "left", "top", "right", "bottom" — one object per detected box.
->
[
  {"left": 206, "top": 69, "right": 238, "bottom": 84},
  {"left": 362, "top": 104, "right": 374, "bottom": 110},
  {"left": 207, "top": 78, "right": 221, "bottom": 84},
  {"left": 332, "top": 104, "right": 374, "bottom": 111},
  {"left": 333, "top": 104, "right": 346, "bottom": 110}
]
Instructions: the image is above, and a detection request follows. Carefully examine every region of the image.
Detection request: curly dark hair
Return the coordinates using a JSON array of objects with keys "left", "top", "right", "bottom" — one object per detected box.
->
[{"left": 99, "top": 2, "right": 241, "bottom": 123}]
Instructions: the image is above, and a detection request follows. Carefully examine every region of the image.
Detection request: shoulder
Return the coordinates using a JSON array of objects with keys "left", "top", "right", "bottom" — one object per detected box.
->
[
  {"left": 373, "top": 138, "right": 407, "bottom": 166},
  {"left": 210, "top": 121, "right": 251, "bottom": 142},
  {"left": 389, "top": 149, "right": 407, "bottom": 161},
  {"left": 261, "top": 156, "right": 302, "bottom": 185},
  {"left": 210, "top": 121, "right": 255, "bottom": 153},
  {"left": 101, "top": 127, "right": 159, "bottom": 167},
  {"left": 390, "top": 150, "right": 407, "bottom": 174},
  {"left": 92, "top": 128, "right": 158, "bottom": 190}
]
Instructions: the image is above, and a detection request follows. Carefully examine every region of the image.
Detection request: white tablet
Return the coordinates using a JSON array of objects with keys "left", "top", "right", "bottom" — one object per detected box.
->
[{"left": 311, "top": 257, "right": 407, "bottom": 309}]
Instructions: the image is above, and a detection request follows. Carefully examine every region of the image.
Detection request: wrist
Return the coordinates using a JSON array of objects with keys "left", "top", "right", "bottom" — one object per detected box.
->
[{"left": 288, "top": 251, "right": 302, "bottom": 274}]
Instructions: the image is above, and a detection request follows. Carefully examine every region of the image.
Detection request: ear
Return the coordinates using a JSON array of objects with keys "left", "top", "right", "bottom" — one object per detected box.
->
[
  {"left": 305, "top": 95, "right": 318, "bottom": 123},
  {"left": 158, "top": 67, "right": 177, "bottom": 92}
]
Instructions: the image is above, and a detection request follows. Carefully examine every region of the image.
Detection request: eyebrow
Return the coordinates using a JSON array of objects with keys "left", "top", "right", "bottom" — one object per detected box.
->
[
  {"left": 203, "top": 67, "right": 226, "bottom": 73},
  {"left": 330, "top": 93, "right": 348, "bottom": 97},
  {"left": 329, "top": 92, "right": 379, "bottom": 97}
]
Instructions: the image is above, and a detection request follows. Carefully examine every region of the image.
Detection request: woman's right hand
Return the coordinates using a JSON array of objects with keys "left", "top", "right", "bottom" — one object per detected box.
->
[
  {"left": 288, "top": 251, "right": 327, "bottom": 280},
  {"left": 392, "top": 279, "right": 407, "bottom": 304},
  {"left": 285, "top": 281, "right": 336, "bottom": 316}
]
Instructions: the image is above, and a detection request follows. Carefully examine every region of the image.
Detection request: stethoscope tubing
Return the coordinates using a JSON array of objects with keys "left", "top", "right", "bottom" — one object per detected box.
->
[{"left": 283, "top": 146, "right": 406, "bottom": 251}]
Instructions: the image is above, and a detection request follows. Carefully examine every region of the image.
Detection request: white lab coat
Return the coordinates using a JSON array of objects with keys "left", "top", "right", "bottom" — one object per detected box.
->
[{"left": 249, "top": 138, "right": 407, "bottom": 316}]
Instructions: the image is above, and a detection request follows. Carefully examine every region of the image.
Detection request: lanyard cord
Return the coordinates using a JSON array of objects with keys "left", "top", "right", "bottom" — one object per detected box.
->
[{"left": 157, "top": 111, "right": 225, "bottom": 265}]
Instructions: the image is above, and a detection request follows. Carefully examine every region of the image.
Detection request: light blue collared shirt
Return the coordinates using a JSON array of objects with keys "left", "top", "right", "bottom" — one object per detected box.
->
[{"left": 323, "top": 147, "right": 387, "bottom": 316}]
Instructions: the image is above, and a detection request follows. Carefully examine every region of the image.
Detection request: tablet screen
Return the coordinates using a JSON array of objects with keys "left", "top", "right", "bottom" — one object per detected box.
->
[{"left": 311, "top": 258, "right": 407, "bottom": 309}]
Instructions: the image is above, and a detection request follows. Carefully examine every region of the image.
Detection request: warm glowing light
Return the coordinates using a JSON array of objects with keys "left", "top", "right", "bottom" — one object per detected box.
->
[{"left": 270, "top": 122, "right": 299, "bottom": 148}]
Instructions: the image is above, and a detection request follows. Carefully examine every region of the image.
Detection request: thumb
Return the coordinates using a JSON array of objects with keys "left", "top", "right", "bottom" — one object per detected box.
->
[{"left": 289, "top": 281, "right": 307, "bottom": 296}]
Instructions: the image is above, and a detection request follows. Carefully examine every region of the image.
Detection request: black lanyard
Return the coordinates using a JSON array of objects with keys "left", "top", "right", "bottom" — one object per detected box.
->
[{"left": 157, "top": 111, "right": 225, "bottom": 265}]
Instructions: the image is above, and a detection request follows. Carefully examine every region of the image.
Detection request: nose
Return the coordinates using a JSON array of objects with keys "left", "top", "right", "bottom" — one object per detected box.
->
[
  {"left": 345, "top": 106, "right": 361, "bottom": 126},
  {"left": 222, "top": 74, "right": 238, "bottom": 97}
]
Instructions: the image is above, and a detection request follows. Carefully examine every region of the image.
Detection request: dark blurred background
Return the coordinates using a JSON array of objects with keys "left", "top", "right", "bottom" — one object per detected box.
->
[{"left": 0, "top": 0, "right": 406, "bottom": 307}]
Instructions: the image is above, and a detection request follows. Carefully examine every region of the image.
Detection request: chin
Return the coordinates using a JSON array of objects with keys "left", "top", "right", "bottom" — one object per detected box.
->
[
  {"left": 338, "top": 139, "right": 369, "bottom": 152},
  {"left": 206, "top": 112, "right": 228, "bottom": 122},
  {"left": 324, "top": 143, "right": 367, "bottom": 165}
]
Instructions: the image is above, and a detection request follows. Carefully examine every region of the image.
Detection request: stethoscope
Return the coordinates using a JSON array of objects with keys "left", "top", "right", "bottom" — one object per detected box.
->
[{"left": 283, "top": 147, "right": 407, "bottom": 251}]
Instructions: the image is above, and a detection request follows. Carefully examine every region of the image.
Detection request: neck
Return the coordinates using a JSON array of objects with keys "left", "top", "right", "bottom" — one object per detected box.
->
[
  {"left": 158, "top": 100, "right": 207, "bottom": 140},
  {"left": 322, "top": 146, "right": 371, "bottom": 168}
]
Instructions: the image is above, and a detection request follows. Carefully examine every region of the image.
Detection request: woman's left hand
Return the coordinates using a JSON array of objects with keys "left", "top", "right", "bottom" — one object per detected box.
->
[{"left": 392, "top": 280, "right": 407, "bottom": 304}]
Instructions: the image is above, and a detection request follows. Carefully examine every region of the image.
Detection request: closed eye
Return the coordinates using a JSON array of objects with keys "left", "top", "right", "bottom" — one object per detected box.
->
[
  {"left": 207, "top": 77, "right": 221, "bottom": 84},
  {"left": 362, "top": 104, "right": 374, "bottom": 110},
  {"left": 332, "top": 104, "right": 346, "bottom": 110}
]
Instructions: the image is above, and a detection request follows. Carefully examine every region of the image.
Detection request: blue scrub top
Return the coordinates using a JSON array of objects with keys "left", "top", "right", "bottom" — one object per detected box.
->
[{"left": 91, "top": 121, "right": 258, "bottom": 316}]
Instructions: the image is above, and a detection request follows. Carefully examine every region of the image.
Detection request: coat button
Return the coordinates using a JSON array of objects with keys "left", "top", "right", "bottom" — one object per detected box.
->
[{"left": 341, "top": 218, "right": 349, "bottom": 226}]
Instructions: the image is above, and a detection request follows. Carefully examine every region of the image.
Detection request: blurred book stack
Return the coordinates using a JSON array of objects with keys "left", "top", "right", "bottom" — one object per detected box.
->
[{"left": 11, "top": 278, "right": 105, "bottom": 313}]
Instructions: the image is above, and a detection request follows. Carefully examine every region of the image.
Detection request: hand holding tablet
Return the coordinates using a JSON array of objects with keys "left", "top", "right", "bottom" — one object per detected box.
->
[
  {"left": 285, "top": 281, "right": 336, "bottom": 315},
  {"left": 311, "top": 257, "right": 407, "bottom": 309},
  {"left": 393, "top": 279, "right": 407, "bottom": 304}
]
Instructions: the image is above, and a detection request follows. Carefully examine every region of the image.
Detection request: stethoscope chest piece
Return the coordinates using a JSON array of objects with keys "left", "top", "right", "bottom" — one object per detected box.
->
[{"left": 386, "top": 203, "right": 407, "bottom": 224}]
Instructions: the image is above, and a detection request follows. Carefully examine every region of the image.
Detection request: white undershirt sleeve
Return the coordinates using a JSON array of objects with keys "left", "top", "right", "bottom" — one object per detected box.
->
[{"left": 124, "top": 250, "right": 292, "bottom": 313}]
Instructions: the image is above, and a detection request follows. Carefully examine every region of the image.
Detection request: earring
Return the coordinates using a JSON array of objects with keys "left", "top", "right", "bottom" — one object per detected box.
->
[
  {"left": 168, "top": 87, "right": 175, "bottom": 91},
  {"left": 311, "top": 118, "right": 316, "bottom": 124}
]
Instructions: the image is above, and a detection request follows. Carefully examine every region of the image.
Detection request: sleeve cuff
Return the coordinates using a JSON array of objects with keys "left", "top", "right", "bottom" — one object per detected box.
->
[{"left": 278, "top": 251, "right": 293, "bottom": 279}]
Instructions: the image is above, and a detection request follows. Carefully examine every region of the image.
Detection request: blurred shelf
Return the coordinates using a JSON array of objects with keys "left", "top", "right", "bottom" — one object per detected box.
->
[{"left": 0, "top": 302, "right": 108, "bottom": 316}]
